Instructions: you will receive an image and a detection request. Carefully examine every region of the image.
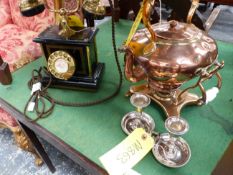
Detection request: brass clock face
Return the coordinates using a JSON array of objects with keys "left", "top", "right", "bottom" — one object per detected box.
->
[{"left": 48, "top": 50, "right": 76, "bottom": 80}]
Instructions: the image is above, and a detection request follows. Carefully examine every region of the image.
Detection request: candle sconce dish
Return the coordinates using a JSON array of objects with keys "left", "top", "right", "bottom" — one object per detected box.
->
[
  {"left": 152, "top": 133, "right": 191, "bottom": 168},
  {"left": 165, "top": 116, "right": 189, "bottom": 136}
]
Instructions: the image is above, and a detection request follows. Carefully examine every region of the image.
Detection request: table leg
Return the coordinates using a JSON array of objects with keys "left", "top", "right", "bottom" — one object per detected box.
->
[{"left": 18, "top": 121, "right": 56, "bottom": 173}]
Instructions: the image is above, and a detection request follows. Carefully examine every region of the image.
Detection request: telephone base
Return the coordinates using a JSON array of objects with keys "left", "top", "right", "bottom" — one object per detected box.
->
[{"left": 42, "top": 62, "right": 104, "bottom": 91}]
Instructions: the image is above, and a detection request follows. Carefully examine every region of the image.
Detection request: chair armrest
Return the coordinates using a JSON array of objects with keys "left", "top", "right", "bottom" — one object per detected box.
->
[{"left": 0, "top": 0, "right": 13, "bottom": 28}]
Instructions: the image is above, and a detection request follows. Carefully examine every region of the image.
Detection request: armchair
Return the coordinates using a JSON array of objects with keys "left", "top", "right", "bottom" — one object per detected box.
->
[{"left": 0, "top": 0, "right": 54, "bottom": 71}]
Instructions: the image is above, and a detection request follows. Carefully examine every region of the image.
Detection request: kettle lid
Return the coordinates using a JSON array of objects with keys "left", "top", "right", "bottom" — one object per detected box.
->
[{"left": 155, "top": 20, "right": 202, "bottom": 42}]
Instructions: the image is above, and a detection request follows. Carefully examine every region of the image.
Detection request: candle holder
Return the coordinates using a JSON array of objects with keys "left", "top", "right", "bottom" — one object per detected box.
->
[
  {"left": 152, "top": 115, "right": 190, "bottom": 167},
  {"left": 165, "top": 116, "right": 189, "bottom": 136},
  {"left": 152, "top": 133, "right": 191, "bottom": 168},
  {"left": 121, "top": 93, "right": 155, "bottom": 135}
]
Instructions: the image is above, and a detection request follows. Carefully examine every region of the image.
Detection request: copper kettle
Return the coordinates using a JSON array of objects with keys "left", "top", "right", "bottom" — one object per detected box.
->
[{"left": 123, "top": 0, "right": 224, "bottom": 117}]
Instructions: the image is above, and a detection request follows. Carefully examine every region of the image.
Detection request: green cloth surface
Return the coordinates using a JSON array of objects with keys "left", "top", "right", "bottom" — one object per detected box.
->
[{"left": 1, "top": 20, "right": 233, "bottom": 175}]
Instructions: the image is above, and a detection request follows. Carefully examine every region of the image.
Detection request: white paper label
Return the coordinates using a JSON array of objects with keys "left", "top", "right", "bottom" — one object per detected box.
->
[
  {"left": 205, "top": 87, "right": 219, "bottom": 104},
  {"left": 27, "top": 102, "right": 35, "bottom": 112},
  {"left": 99, "top": 128, "right": 154, "bottom": 175},
  {"left": 31, "top": 82, "right": 42, "bottom": 95}
]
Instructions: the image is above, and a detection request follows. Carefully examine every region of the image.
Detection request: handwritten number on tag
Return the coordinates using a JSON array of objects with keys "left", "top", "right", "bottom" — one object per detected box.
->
[{"left": 117, "top": 139, "right": 142, "bottom": 164}]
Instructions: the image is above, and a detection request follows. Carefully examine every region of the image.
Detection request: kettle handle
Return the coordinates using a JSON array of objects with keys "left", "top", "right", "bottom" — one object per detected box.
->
[
  {"left": 186, "top": 0, "right": 200, "bottom": 24},
  {"left": 178, "top": 61, "right": 224, "bottom": 105},
  {"left": 142, "top": 0, "right": 199, "bottom": 41},
  {"left": 142, "top": 0, "right": 157, "bottom": 42},
  {"left": 204, "top": 7, "right": 221, "bottom": 32}
]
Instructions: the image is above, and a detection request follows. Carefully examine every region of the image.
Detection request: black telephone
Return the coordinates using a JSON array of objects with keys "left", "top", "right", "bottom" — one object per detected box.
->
[{"left": 20, "top": 0, "right": 108, "bottom": 90}]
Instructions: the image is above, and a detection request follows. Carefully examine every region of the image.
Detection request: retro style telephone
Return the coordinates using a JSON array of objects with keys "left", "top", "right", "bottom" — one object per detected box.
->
[
  {"left": 20, "top": 0, "right": 106, "bottom": 90},
  {"left": 21, "top": 0, "right": 123, "bottom": 120}
]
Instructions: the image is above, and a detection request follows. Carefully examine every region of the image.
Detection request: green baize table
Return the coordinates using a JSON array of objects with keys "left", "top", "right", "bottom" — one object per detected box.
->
[{"left": 0, "top": 20, "right": 233, "bottom": 175}]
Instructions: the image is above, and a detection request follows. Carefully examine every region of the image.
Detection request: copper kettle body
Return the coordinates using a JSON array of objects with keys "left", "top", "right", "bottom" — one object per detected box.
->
[
  {"left": 125, "top": 20, "right": 219, "bottom": 93},
  {"left": 123, "top": 0, "right": 224, "bottom": 117}
]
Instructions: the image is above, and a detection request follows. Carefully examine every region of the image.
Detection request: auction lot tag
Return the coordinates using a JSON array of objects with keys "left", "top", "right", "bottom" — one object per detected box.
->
[{"left": 99, "top": 128, "right": 154, "bottom": 175}]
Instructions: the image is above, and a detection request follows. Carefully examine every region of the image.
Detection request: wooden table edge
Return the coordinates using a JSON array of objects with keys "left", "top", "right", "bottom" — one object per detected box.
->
[{"left": 0, "top": 97, "right": 108, "bottom": 175}]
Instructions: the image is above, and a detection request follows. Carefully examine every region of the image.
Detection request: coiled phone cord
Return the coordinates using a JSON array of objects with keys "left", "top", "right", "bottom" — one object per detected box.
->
[
  {"left": 24, "top": 0, "right": 123, "bottom": 121},
  {"left": 24, "top": 68, "right": 55, "bottom": 122}
]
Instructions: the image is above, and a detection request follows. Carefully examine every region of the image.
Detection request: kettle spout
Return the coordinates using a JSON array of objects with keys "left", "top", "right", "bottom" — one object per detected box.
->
[
  {"left": 204, "top": 8, "right": 221, "bottom": 33},
  {"left": 124, "top": 49, "right": 148, "bottom": 83}
]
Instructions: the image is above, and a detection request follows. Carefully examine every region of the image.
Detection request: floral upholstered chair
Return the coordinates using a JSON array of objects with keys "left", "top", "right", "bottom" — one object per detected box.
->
[
  {"left": 0, "top": 0, "right": 81, "bottom": 165},
  {"left": 0, "top": 0, "right": 54, "bottom": 71}
]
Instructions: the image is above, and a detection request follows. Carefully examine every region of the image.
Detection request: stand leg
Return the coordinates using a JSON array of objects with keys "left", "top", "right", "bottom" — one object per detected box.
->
[
  {"left": 18, "top": 122, "right": 56, "bottom": 173},
  {"left": 127, "top": 84, "right": 200, "bottom": 117}
]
